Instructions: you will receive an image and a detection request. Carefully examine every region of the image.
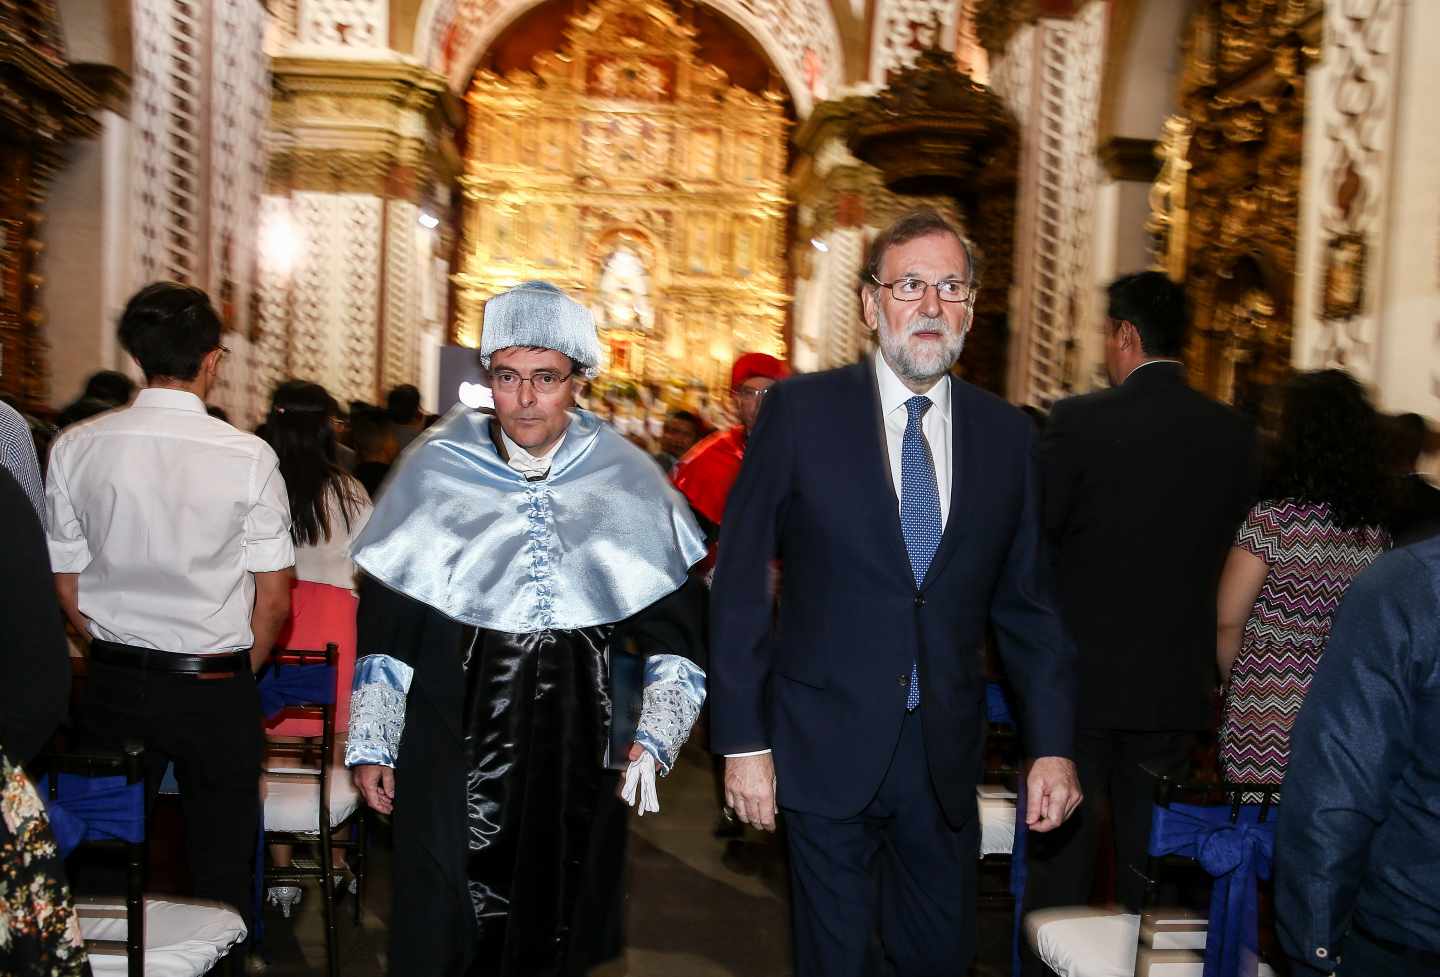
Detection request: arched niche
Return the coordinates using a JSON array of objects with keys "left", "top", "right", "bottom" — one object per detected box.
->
[{"left": 410, "top": 0, "right": 842, "bottom": 115}]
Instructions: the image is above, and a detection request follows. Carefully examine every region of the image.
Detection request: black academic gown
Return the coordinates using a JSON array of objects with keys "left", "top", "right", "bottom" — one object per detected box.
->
[{"left": 359, "top": 574, "right": 705, "bottom": 977}]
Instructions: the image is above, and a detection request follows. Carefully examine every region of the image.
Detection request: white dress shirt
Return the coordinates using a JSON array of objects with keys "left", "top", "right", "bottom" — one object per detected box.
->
[
  {"left": 727, "top": 355, "right": 955, "bottom": 758},
  {"left": 294, "top": 475, "right": 373, "bottom": 591},
  {"left": 46, "top": 388, "right": 295, "bottom": 654},
  {"left": 499, "top": 423, "right": 566, "bottom": 478},
  {"left": 875, "top": 352, "right": 952, "bottom": 530}
]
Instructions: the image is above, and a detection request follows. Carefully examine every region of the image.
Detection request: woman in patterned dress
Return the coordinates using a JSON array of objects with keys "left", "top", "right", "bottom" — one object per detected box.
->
[{"left": 1216, "top": 370, "right": 1391, "bottom": 786}]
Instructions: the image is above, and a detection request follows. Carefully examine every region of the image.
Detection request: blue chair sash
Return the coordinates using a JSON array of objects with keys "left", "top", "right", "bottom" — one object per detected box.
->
[
  {"left": 1148, "top": 801, "right": 1275, "bottom": 977},
  {"left": 986, "top": 681, "right": 1015, "bottom": 726},
  {"left": 37, "top": 774, "right": 145, "bottom": 860},
  {"left": 257, "top": 663, "right": 336, "bottom": 718}
]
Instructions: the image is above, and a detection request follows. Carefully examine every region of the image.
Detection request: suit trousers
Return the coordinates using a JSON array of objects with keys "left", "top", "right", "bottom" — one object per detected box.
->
[
  {"left": 80, "top": 659, "right": 263, "bottom": 926},
  {"left": 784, "top": 709, "right": 977, "bottom": 977},
  {"left": 1020, "top": 729, "right": 1194, "bottom": 976}
]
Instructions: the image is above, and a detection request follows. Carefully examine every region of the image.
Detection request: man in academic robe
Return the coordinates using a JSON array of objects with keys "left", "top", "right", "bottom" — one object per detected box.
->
[{"left": 345, "top": 281, "right": 708, "bottom": 977}]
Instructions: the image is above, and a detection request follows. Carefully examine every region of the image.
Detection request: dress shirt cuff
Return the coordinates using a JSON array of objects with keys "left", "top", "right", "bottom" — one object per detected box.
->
[
  {"left": 46, "top": 538, "right": 91, "bottom": 574},
  {"left": 243, "top": 535, "right": 296, "bottom": 573},
  {"left": 345, "top": 654, "right": 413, "bottom": 768},
  {"left": 725, "top": 750, "right": 772, "bottom": 758},
  {"left": 633, "top": 654, "right": 706, "bottom": 776}
]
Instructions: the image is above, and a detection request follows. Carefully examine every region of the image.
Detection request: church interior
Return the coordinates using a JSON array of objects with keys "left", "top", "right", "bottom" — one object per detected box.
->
[{"left": 5, "top": 0, "right": 1439, "bottom": 974}]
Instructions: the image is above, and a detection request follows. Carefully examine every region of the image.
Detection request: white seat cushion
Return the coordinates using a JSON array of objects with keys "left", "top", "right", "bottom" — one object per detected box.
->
[
  {"left": 978, "top": 786, "right": 1016, "bottom": 857},
  {"left": 78, "top": 897, "right": 246, "bottom": 977},
  {"left": 263, "top": 763, "right": 359, "bottom": 833},
  {"left": 1025, "top": 908, "right": 1276, "bottom": 977}
]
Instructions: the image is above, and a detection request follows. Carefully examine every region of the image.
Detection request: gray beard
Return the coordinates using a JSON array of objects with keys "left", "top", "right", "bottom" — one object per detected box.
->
[{"left": 876, "top": 306, "right": 966, "bottom": 386}]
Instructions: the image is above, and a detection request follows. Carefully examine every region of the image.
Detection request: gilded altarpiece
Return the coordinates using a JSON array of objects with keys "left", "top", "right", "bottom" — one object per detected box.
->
[
  {"left": 456, "top": 0, "right": 790, "bottom": 398},
  {"left": 1147, "top": 1, "right": 1321, "bottom": 418}
]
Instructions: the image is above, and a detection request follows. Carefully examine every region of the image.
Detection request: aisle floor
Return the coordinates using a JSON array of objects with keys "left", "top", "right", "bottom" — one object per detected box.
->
[{"left": 254, "top": 744, "right": 1012, "bottom": 975}]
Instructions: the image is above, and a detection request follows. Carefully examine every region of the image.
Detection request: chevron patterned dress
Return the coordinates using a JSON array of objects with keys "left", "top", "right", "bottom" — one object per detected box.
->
[{"left": 1219, "top": 499, "right": 1390, "bottom": 786}]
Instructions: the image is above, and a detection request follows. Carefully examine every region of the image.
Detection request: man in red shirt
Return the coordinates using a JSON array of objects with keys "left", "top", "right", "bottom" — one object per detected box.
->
[
  {"left": 672, "top": 352, "right": 790, "bottom": 553},
  {"left": 672, "top": 351, "right": 788, "bottom": 838}
]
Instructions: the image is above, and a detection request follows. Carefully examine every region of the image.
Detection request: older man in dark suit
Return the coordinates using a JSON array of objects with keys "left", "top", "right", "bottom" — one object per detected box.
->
[
  {"left": 1023, "top": 272, "right": 1258, "bottom": 962},
  {"left": 710, "top": 209, "right": 1081, "bottom": 977}
]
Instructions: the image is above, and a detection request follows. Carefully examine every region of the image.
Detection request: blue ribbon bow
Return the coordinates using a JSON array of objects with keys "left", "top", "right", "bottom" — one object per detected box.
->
[
  {"left": 1149, "top": 802, "right": 1275, "bottom": 977},
  {"left": 256, "top": 663, "right": 336, "bottom": 719},
  {"left": 37, "top": 774, "right": 145, "bottom": 860}
]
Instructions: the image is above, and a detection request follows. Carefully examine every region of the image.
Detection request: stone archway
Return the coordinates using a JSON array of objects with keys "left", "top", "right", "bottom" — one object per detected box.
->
[{"left": 410, "top": 0, "right": 843, "bottom": 115}]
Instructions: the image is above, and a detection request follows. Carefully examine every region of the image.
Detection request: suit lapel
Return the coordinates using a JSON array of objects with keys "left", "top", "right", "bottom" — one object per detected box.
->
[{"left": 921, "top": 377, "right": 969, "bottom": 589}]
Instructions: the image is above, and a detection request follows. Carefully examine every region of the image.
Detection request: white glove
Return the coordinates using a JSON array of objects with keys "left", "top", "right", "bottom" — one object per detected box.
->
[{"left": 621, "top": 749, "right": 660, "bottom": 816}]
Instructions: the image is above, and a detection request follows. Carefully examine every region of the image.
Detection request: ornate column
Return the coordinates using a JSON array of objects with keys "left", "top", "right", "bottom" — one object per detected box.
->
[
  {"left": 258, "top": 52, "right": 445, "bottom": 419},
  {"left": 127, "top": 0, "right": 270, "bottom": 421},
  {"left": 1292, "top": 0, "right": 1439, "bottom": 425},
  {"left": 0, "top": 2, "right": 98, "bottom": 406},
  {"left": 983, "top": 0, "right": 1106, "bottom": 406}
]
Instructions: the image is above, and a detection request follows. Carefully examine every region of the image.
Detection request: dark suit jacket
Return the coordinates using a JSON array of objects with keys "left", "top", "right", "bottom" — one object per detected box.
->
[
  {"left": 1040, "top": 362, "right": 1257, "bottom": 731},
  {"left": 709, "top": 359, "right": 1076, "bottom": 827}
]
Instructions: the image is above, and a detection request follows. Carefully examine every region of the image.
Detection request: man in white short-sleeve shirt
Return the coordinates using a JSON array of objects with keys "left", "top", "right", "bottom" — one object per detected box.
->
[{"left": 46, "top": 282, "right": 295, "bottom": 927}]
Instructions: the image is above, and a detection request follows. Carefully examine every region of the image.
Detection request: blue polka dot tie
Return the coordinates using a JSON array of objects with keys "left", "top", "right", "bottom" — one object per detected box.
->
[{"left": 900, "top": 395, "right": 941, "bottom": 711}]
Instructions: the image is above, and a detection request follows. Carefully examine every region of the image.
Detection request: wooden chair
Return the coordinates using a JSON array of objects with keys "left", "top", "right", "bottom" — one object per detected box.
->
[
  {"left": 1024, "top": 772, "right": 1281, "bottom": 977},
  {"left": 43, "top": 741, "right": 246, "bottom": 976},
  {"left": 260, "top": 643, "right": 368, "bottom": 977}
]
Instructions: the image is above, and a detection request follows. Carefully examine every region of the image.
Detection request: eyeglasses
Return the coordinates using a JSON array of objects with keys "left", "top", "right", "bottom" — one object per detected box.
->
[
  {"left": 733, "top": 386, "right": 772, "bottom": 403},
  {"left": 871, "top": 275, "right": 976, "bottom": 304},
  {"left": 490, "top": 368, "right": 574, "bottom": 394}
]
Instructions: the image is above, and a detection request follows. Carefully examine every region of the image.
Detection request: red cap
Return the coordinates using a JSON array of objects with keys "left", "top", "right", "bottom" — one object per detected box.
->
[{"left": 731, "top": 352, "right": 790, "bottom": 390}]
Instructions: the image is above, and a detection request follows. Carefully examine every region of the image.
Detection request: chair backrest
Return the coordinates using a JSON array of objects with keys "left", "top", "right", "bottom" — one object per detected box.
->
[
  {"left": 41, "top": 740, "right": 146, "bottom": 977},
  {"left": 1132, "top": 772, "right": 1282, "bottom": 977},
  {"left": 262, "top": 643, "right": 340, "bottom": 833}
]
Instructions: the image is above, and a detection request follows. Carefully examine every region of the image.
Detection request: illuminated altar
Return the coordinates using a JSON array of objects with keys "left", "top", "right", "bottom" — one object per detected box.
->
[{"left": 454, "top": 0, "right": 791, "bottom": 403}]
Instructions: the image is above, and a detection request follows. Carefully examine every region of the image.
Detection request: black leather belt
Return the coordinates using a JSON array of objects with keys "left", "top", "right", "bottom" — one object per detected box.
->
[
  {"left": 1356, "top": 923, "right": 1440, "bottom": 968},
  {"left": 91, "top": 640, "right": 249, "bottom": 677}
]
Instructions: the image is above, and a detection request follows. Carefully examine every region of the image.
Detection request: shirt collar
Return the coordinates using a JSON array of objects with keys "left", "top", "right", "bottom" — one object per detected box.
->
[
  {"left": 133, "top": 388, "right": 206, "bottom": 413},
  {"left": 874, "top": 352, "right": 951, "bottom": 422},
  {"left": 499, "top": 424, "right": 566, "bottom": 478}
]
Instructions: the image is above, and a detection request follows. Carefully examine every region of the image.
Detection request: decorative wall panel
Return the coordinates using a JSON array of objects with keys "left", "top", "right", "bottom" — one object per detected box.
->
[
  {"left": 1296, "top": 0, "right": 1401, "bottom": 382},
  {"left": 381, "top": 199, "right": 420, "bottom": 393},
  {"left": 423, "top": 0, "right": 842, "bottom": 115},
  {"left": 997, "top": 3, "right": 1104, "bottom": 407},
  {"left": 869, "top": 0, "right": 961, "bottom": 84},
  {"left": 297, "top": 0, "right": 387, "bottom": 48}
]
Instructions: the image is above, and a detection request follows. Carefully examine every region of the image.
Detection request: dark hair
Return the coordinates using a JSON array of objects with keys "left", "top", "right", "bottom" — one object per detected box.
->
[
  {"left": 861, "top": 209, "right": 980, "bottom": 294},
  {"left": 1265, "top": 369, "right": 1386, "bottom": 530},
  {"left": 1385, "top": 412, "right": 1428, "bottom": 471},
  {"left": 116, "top": 282, "right": 223, "bottom": 381},
  {"left": 350, "top": 408, "right": 394, "bottom": 458},
  {"left": 386, "top": 384, "right": 422, "bottom": 424},
  {"left": 667, "top": 409, "right": 702, "bottom": 429},
  {"left": 264, "top": 380, "right": 365, "bottom": 547},
  {"left": 206, "top": 405, "right": 230, "bottom": 423},
  {"left": 1106, "top": 272, "right": 1187, "bottom": 358},
  {"left": 82, "top": 370, "right": 136, "bottom": 405},
  {"left": 56, "top": 397, "right": 115, "bottom": 429}
]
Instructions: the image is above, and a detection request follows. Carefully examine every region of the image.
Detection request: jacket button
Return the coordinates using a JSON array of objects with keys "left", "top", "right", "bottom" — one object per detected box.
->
[
  {"left": 897, "top": 675, "right": 909, "bottom": 686},
  {"left": 914, "top": 593, "right": 926, "bottom": 608},
  {"left": 1314, "top": 948, "right": 1328, "bottom": 959}
]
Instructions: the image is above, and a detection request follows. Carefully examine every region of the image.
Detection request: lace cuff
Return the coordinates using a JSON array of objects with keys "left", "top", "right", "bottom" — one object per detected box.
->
[
  {"left": 345, "top": 654, "right": 414, "bottom": 768},
  {"left": 633, "top": 654, "right": 706, "bottom": 776}
]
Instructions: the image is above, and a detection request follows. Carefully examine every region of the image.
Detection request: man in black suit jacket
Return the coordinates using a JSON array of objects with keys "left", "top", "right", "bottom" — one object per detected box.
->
[
  {"left": 1023, "top": 272, "right": 1258, "bottom": 961},
  {"left": 711, "top": 209, "right": 1081, "bottom": 977}
]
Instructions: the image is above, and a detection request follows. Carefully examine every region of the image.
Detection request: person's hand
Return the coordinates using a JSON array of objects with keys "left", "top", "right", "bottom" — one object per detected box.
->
[
  {"left": 1026, "top": 756, "right": 1081, "bottom": 832},
  {"left": 724, "top": 753, "right": 778, "bottom": 831},
  {"left": 353, "top": 764, "right": 395, "bottom": 814}
]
